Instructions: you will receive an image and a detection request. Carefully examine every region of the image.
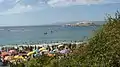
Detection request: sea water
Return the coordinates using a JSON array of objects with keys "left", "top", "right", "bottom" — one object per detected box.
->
[{"left": 0, "top": 25, "right": 100, "bottom": 45}]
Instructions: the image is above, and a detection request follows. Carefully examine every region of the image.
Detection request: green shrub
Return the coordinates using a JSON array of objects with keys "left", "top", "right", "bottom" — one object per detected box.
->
[
  {"left": 86, "top": 11, "right": 120, "bottom": 66},
  {"left": 55, "top": 11, "right": 120, "bottom": 67}
]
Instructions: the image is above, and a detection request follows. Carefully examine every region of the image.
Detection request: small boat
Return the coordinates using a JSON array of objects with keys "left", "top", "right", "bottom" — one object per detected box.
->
[
  {"left": 44, "top": 32, "right": 48, "bottom": 35},
  {"left": 50, "top": 30, "right": 53, "bottom": 33}
]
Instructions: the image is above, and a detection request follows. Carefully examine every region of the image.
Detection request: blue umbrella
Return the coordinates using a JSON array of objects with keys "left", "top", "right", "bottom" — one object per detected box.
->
[{"left": 49, "top": 51, "right": 55, "bottom": 54}]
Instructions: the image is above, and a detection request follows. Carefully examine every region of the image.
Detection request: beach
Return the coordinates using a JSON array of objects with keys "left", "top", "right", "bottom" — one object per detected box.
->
[{"left": 0, "top": 41, "right": 87, "bottom": 67}]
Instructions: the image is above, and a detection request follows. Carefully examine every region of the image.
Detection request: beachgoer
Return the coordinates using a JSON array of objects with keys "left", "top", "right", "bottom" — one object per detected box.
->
[
  {"left": 44, "top": 32, "right": 47, "bottom": 35},
  {"left": 51, "top": 30, "right": 53, "bottom": 33}
]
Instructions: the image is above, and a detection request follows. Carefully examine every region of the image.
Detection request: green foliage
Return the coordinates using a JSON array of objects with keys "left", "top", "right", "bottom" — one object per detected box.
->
[
  {"left": 25, "top": 56, "right": 55, "bottom": 67},
  {"left": 56, "top": 11, "right": 120, "bottom": 67},
  {"left": 86, "top": 11, "right": 120, "bottom": 66}
]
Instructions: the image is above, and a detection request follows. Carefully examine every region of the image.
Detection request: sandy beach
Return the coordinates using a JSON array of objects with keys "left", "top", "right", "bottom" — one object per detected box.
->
[{"left": 0, "top": 41, "right": 87, "bottom": 67}]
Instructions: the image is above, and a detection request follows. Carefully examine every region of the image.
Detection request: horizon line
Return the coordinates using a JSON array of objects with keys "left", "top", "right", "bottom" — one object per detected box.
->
[{"left": 0, "top": 20, "right": 105, "bottom": 27}]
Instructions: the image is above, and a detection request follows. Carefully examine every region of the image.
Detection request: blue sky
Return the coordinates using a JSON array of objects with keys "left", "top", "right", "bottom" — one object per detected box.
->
[{"left": 0, "top": 0, "right": 120, "bottom": 26}]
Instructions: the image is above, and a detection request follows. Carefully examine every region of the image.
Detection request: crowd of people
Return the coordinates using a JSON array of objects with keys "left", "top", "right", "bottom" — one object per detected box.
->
[{"left": 0, "top": 43, "right": 77, "bottom": 66}]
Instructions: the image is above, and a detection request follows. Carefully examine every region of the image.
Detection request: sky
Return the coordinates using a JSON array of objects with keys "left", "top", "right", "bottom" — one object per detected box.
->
[{"left": 0, "top": 0, "right": 120, "bottom": 26}]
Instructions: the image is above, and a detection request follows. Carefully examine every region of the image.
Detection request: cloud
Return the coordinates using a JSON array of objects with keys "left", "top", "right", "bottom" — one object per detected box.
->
[
  {"left": 0, "top": 0, "right": 120, "bottom": 15},
  {"left": 0, "top": 0, "right": 4, "bottom": 3},
  {"left": 15, "top": 0, "right": 21, "bottom": 3},
  {"left": 47, "top": 0, "right": 104, "bottom": 7},
  {"left": 0, "top": 0, "right": 45, "bottom": 15},
  {"left": 0, "top": 4, "right": 33, "bottom": 15},
  {"left": 47, "top": 0, "right": 120, "bottom": 7}
]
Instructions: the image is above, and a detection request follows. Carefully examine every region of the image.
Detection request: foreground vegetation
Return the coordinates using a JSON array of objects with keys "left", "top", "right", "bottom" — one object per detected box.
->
[{"left": 11, "top": 11, "right": 120, "bottom": 67}]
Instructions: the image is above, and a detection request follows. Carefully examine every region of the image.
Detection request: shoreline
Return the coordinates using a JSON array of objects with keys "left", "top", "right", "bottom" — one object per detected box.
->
[{"left": 0, "top": 41, "right": 87, "bottom": 48}]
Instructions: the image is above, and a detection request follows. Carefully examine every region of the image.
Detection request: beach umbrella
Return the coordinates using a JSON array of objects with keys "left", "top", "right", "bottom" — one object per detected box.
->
[
  {"left": 41, "top": 50, "right": 49, "bottom": 54},
  {"left": 53, "top": 50, "right": 56, "bottom": 52},
  {"left": 60, "top": 49, "right": 70, "bottom": 54},
  {"left": 14, "top": 55, "right": 24, "bottom": 59},
  {"left": 42, "top": 50, "right": 48, "bottom": 52},
  {"left": 9, "top": 60, "right": 16, "bottom": 63},
  {"left": 53, "top": 49, "right": 59, "bottom": 52},
  {"left": 1, "top": 52, "right": 9, "bottom": 57},
  {"left": 13, "top": 55, "right": 26, "bottom": 61},
  {"left": 42, "top": 50, "right": 48, "bottom": 53},
  {"left": 9, "top": 50, "right": 17, "bottom": 54},
  {"left": 27, "top": 51, "right": 35, "bottom": 56},
  {"left": 4, "top": 56, "right": 13, "bottom": 61},
  {"left": 4, "top": 56, "right": 10, "bottom": 60},
  {"left": 34, "top": 54, "right": 41, "bottom": 57},
  {"left": 33, "top": 49, "right": 39, "bottom": 53},
  {"left": 49, "top": 51, "right": 55, "bottom": 54},
  {"left": 47, "top": 53, "right": 55, "bottom": 57},
  {"left": 58, "top": 45, "right": 63, "bottom": 48},
  {"left": 39, "top": 47, "right": 46, "bottom": 51},
  {"left": 18, "top": 53, "right": 27, "bottom": 56}
]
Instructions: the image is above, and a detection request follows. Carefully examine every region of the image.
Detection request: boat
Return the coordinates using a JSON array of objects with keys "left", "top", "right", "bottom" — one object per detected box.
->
[{"left": 44, "top": 32, "right": 48, "bottom": 35}]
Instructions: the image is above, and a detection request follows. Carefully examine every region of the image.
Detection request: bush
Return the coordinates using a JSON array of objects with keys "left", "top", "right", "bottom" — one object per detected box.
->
[
  {"left": 55, "top": 11, "right": 120, "bottom": 67},
  {"left": 85, "top": 11, "right": 120, "bottom": 66}
]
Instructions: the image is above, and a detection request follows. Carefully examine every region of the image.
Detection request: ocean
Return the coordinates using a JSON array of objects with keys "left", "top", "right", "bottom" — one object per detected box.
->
[{"left": 0, "top": 25, "right": 100, "bottom": 45}]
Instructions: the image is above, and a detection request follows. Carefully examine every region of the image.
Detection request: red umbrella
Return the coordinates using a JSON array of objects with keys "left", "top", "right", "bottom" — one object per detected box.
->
[
  {"left": 9, "top": 50, "right": 17, "bottom": 54},
  {"left": 1, "top": 52, "right": 9, "bottom": 57}
]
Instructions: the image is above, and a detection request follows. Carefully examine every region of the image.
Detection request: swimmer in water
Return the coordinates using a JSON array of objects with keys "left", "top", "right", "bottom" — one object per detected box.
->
[
  {"left": 51, "top": 30, "right": 53, "bottom": 33},
  {"left": 44, "top": 32, "right": 47, "bottom": 35},
  {"left": 8, "top": 29, "right": 10, "bottom": 31}
]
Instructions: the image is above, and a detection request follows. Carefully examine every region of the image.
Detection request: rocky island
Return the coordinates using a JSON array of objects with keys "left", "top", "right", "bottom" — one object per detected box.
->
[{"left": 63, "top": 21, "right": 99, "bottom": 27}]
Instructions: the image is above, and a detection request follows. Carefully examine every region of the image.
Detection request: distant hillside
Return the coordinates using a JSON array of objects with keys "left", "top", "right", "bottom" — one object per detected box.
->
[
  {"left": 51, "top": 21, "right": 78, "bottom": 25},
  {"left": 52, "top": 21, "right": 105, "bottom": 25}
]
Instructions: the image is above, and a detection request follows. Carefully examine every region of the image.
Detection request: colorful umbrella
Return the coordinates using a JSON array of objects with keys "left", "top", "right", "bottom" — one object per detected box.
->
[
  {"left": 53, "top": 49, "right": 59, "bottom": 52},
  {"left": 47, "top": 53, "right": 55, "bottom": 57},
  {"left": 9, "top": 50, "right": 17, "bottom": 54},
  {"left": 39, "top": 47, "right": 46, "bottom": 51},
  {"left": 4, "top": 56, "right": 13, "bottom": 61},
  {"left": 60, "top": 49, "right": 70, "bottom": 54},
  {"left": 27, "top": 51, "right": 35, "bottom": 56},
  {"left": 49, "top": 51, "right": 55, "bottom": 54},
  {"left": 33, "top": 49, "right": 39, "bottom": 53},
  {"left": 1, "top": 52, "right": 9, "bottom": 57},
  {"left": 18, "top": 53, "right": 27, "bottom": 56},
  {"left": 42, "top": 50, "right": 49, "bottom": 54},
  {"left": 58, "top": 45, "right": 63, "bottom": 48},
  {"left": 14, "top": 55, "right": 24, "bottom": 59},
  {"left": 4, "top": 56, "right": 10, "bottom": 60},
  {"left": 42, "top": 50, "right": 48, "bottom": 52}
]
